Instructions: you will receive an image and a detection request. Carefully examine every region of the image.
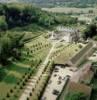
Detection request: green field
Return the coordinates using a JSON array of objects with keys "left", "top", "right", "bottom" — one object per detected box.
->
[
  {"left": 42, "top": 7, "right": 97, "bottom": 14},
  {"left": 53, "top": 43, "right": 81, "bottom": 64},
  {"left": 0, "top": 63, "right": 30, "bottom": 99}
]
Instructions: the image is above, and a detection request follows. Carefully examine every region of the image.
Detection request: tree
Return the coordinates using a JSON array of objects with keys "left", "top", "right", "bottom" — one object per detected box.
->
[
  {"left": 38, "top": 13, "right": 53, "bottom": 27},
  {"left": 0, "top": 33, "right": 25, "bottom": 65},
  {"left": 4, "top": 5, "right": 22, "bottom": 27},
  {"left": 0, "top": 4, "right": 5, "bottom": 15},
  {"left": 83, "top": 23, "right": 97, "bottom": 39},
  {"left": 22, "top": 6, "right": 33, "bottom": 24},
  {"left": 22, "top": 6, "right": 40, "bottom": 24},
  {"left": 0, "top": 36, "right": 12, "bottom": 64},
  {"left": 88, "top": 10, "right": 93, "bottom": 13},
  {"left": 0, "top": 16, "right": 8, "bottom": 31}
]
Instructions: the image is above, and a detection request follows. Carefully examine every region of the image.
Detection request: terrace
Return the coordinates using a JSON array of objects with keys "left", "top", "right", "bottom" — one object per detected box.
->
[
  {"left": 54, "top": 43, "right": 82, "bottom": 65},
  {"left": 0, "top": 36, "right": 51, "bottom": 100}
]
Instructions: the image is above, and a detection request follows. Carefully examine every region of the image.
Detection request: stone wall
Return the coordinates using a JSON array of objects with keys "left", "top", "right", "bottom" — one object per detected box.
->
[{"left": 70, "top": 42, "right": 94, "bottom": 67}]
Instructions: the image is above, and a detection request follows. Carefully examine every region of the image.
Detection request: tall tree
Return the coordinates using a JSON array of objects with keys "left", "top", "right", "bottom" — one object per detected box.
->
[
  {"left": 83, "top": 23, "right": 97, "bottom": 39},
  {"left": 0, "top": 33, "right": 25, "bottom": 65}
]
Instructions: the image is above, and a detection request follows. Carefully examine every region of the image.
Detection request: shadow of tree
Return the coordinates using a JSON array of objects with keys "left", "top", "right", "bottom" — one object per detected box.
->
[
  {"left": 3, "top": 74, "right": 20, "bottom": 84},
  {"left": 6, "top": 63, "right": 29, "bottom": 74},
  {"left": 0, "top": 62, "right": 29, "bottom": 84},
  {"left": 0, "top": 68, "right": 7, "bottom": 81}
]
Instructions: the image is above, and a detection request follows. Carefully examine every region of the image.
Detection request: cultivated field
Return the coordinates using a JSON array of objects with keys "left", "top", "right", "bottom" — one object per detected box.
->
[{"left": 42, "top": 7, "right": 97, "bottom": 14}]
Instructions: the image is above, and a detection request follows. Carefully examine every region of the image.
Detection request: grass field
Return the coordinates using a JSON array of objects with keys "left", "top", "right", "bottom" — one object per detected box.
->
[{"left": 0, "top": 63, "right": 30, "bottom": 99}]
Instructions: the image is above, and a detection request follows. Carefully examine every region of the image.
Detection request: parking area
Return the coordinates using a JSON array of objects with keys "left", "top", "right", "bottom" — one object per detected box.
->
[{"left": 41, "top": 65, "right": 78, "bottom": 100}]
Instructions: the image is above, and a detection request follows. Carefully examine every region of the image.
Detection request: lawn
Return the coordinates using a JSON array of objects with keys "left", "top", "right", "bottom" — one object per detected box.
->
[
  {"left": 22, "top": 36, "right": 52, "bottom": 64},
  {"left": 24, "top": 35, "right": 49, "bottom": 47},
  {"left": 21, "top": 46, "right": 51, "bottom": 66},
  {"left": 0, "top": 63, "right": 30, "bottom": 100},
  {"left": 7, "top": 24, "right": 49, "bottom": 42},
  {"left": 54, "top": 43, "right": 81, "bottom": 64}
]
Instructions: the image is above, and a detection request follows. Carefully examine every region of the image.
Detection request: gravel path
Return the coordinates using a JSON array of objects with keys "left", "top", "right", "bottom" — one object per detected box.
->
[{"left": 19, "top": 41, "right": 58, "bottom": 100}]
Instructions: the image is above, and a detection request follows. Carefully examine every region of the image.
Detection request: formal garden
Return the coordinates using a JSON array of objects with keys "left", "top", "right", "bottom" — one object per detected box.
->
[
  {"left": 0, "top": 2, "right": 97, "bottom": 100},
  {"left": 0, "top": 35, "right": 52, "bottom": 100}
]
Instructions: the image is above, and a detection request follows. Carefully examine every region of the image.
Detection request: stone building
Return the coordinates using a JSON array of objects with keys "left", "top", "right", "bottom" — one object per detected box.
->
[{"left": 50, "top": 26, "right": 80, "bottom": 43}]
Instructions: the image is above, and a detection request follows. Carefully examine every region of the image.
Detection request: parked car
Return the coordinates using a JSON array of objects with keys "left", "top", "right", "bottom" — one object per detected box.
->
[{"left": 52, "top": 89, "right": 60, "bottom": 95}]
